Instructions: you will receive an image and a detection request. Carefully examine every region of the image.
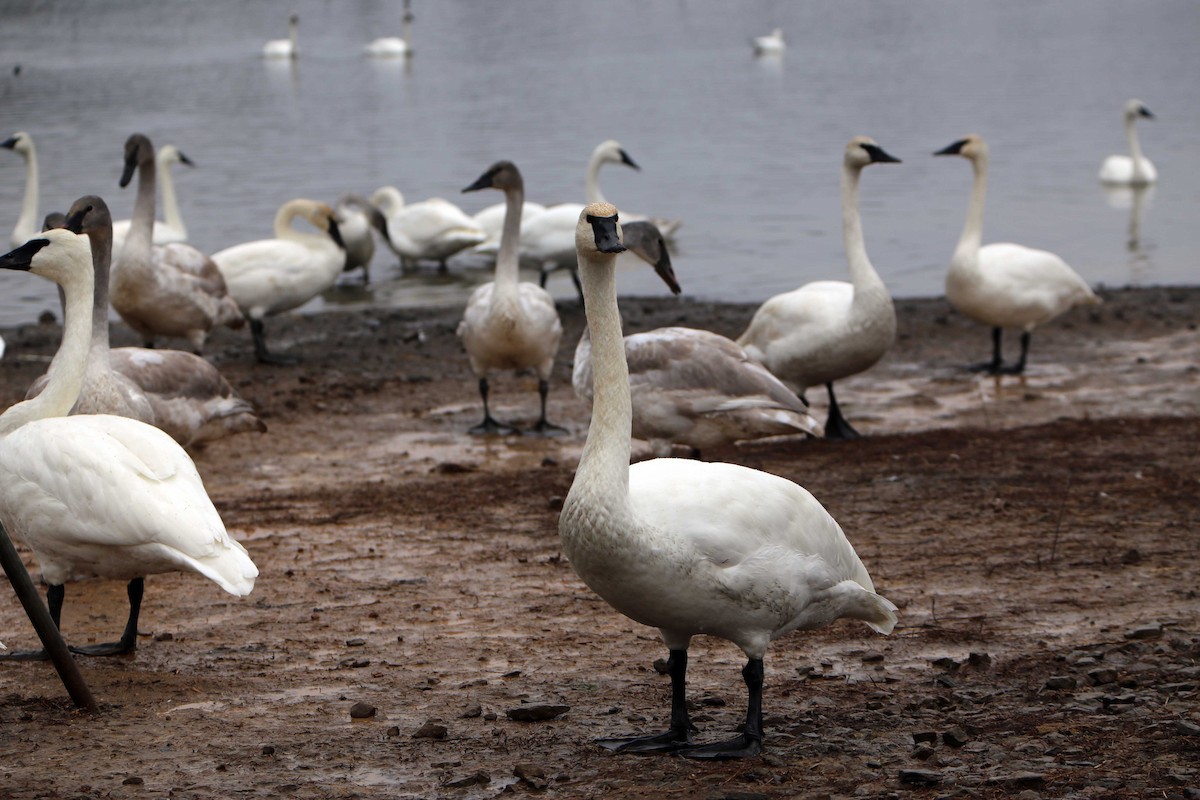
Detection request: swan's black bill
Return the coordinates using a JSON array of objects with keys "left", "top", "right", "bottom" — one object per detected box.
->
[
  {"left": 0, "top": 136, "right": 18, "bottom": 151},
  {"left": 63, "top": 204, "right": 94, "bottom": 235},
  {"left": 0, "top": 238, "right": 51, "bottom": 271},
  {"left": 862, "top": 143, "right": 901, "bottom": 164},
  {"left": 327, "top": 217, "right": 346, "bottom": 250},
  {"left": 619, "top": 149, "right": 640, "bottom": 171},
  {"left": 1139, "top": 106, "right": 1155, "bottom": 120},
  {"left": 586, "top": 214, "right": 626, "bottom": 255},
  {"left": 179, "top": 151, "right": 196, "bottom": 167},
  {"left": 934, "top": 139, "right": 969, "bottom": 156},
  {"left": 463, "top": 165, "right": 502, "bottom": 193},
  {"left": 119, "top": 156, "right": 137, "bottom": 188}
]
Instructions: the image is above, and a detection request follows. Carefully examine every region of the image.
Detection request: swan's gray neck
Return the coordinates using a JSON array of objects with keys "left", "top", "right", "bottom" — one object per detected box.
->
[
  {"left": 89, "top": 227, "right": 113, "bottom": 353},
  {"left": 0, "top": 259, "right": 93, "bottom": 435},
  {"left": 956, "top": 154, "right": 988, "bottom": 261},
  {"left": 128, "top": 154, "right": 157, "bottom": 252},
  {"left": 16, "top": 142, "right": 39, "bottom": 241},
  {"left": 493, "top": 181, "right": 524, "bottom": 293},
  {"left": 841, "top": 162, "right": 883, "bottom": 297}
]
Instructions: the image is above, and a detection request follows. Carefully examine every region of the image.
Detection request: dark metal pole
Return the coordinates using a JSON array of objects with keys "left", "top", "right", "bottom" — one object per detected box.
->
[{"left": 0, "top": 522, "right": 98, "bottom": 713}]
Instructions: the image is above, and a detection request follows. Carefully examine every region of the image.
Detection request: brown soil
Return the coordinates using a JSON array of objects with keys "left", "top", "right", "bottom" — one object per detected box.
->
[{"left": 0, "top": 284, "right": 1197, "bottom": 799}]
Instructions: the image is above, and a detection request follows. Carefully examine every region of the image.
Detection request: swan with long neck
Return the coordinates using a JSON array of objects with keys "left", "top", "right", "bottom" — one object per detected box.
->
[
  {"left": 0, "top": 223, "right": 257, "bottom": 660},
  {"left": 26, "top": 196, "right": 266, "bottom": 447},
  {"left": 738, "top": 137, "right": 900, "bottom": 438},
  {"left": 111, "top": 144, "right": 194, "bottom": 253},
  {"left": 1098, "top": 99, "right": 1157, "bottom": 185},
  {"left": 364, "top": 0, "right": 414, "bottom": 57},
  {"left": 263, "top": 12, "right": 298, "bottom": 59},
  {"left": 458, "top": 161, "right": 564, "bottom": 435},
  {"left": 561, "top": 202, "right": 896, "bottom": 759},
  {"left": 2, "top": 131, "right": 39, "bottom": 248},
  {"left": 211, "top": 198, "right": 346, "bottom": 364},
  {"left": 935, "top": 134, "right": 1101, "bottom": 374},
  {"left": 112, "top": 133, "right": 243, "bottom": 352}
]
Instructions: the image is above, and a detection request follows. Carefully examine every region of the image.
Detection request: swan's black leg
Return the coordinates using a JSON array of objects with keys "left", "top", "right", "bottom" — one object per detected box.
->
[
  {"left": 598, "top": 649, "right": 695, "bottom": 753},
  {"left": 469, "top": 378, "right": 518, "bottom": 435},
  {"left": 529, "top": 379, "right": 567, "bottom": 437},
  {"left": 996, "top": 331, "right": 1031, "bottom": 375},
  {"left": 969, "top": 327, "right": 1006, "bottom": 373},
  {"left": 0, "top": 583, "right": 65, "bottom": 662},
  {"left": 251, "top": 318, "right": 299, "bottom": 365},
  {"left": 71, "top": 578, "right": 143, "bottom": 657},
  {"left": 823, "top": 382, "right": 860, "bottom": 439},
  {"left": 681, "top": 658, "right": 765, "bottom": 760}
]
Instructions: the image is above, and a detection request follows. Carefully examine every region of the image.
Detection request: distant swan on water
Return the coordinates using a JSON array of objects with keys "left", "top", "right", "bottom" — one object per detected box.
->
[
  {"left": 1098, "top": 99, "right": 1157, "bottom": 186},
  {"left": 263, "top": 12, "right": 299, "bottom": 59}
]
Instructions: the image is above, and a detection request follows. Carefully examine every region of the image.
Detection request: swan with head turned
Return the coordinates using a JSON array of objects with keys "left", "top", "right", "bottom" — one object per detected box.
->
[
  {"left": 1098, "top": 100, "right": 1157, "bottom": 186},
  {"left": 738, "top": 136, "right": 900, "bottom": 439},
  {"left": 0, "top": 223, "right": 258, "bottom": 661},
  {"left": 111, "top": 143, "right": 195, "bottom": 254},
  {"left": 935, "top": 134, "right": 1101, "bottom": 374},
  {"left": 111, "top": 133, "right": 244, "bottom": 353},
  {"left": 560, "top": 202, "right": 896, "bottom": 759},
  {"left": 334, "top": 194, "right": 387, "bottom": 284},
  {"left": 26, "top": 196, "right": 266, "bottom": 448},
  {"left": 263, "top": 12, "right": 298, "bottom": 59},
  {"left": 458, "top": 161, "right": 564, "bottom": 435},
  {"left": 370, "top": 186, "right": 486, "bottom": 270},
  {"left": 2, "top": 131, "right": 40, "bottom": 248},
  {"left": 211, "top": 198, "right": 345, "bottom": 364}
]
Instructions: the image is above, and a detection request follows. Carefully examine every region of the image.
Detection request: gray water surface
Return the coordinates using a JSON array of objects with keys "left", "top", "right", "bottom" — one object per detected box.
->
[{"left": 1, "top": 0, "right": 1198, "bottom": 328}]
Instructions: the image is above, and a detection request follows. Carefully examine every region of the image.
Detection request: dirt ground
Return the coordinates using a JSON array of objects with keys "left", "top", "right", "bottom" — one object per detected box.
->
[{"left": 0, "top": 280, "right": 1197, "bottom": 799}]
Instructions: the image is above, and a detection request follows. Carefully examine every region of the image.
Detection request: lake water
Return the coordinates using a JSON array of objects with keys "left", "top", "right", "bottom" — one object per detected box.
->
[{"left": 1, "top": 0, "right": 1198, "bottom": 328}]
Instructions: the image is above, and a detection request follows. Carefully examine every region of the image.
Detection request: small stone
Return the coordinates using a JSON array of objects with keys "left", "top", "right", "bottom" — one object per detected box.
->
[
  {"left": 261, "top": 745, "right": 276, "bottom": 755},
  {"left": 346, "top": 638, "right": 367, "bottom": 647},
  {"left": 506, "top": 704, "right": 569, "bottom": 722},
  {"left": 699, "top": 695, "right": 726, "bottom": 707},
  {"left": 1120, "top": 548, "right": 1142, "bottom": 564},
  {"left": 861, "top": 651, "right": 885, "bottom": 663},
  {"left": 1175, "top": 720, "right": 1200, "bottom": 736},
  {"left": 443, "top": 770, "right": 489, "bottom": 789},
  {"left": 1125, "top": 624, "right": 1163, "bottom": 640},
  {"left": 547, "top": 496, "right": 564, "bottom": 511},
  {"left": 122, "top": 777, "right": 144, "bottom": 786},
  {"left": 413, "top": 721, "right": 448, "bottom": 739},
  {"left": 460, "top": 704, "right": 482, "bottom": 719},
  {"left": 932, "top": 657, "right": 960, "bottom": 671},
  {"left": 652, "top": 658, "right": 669, "bottom": 674},
  {"left": 989, "top": 772, "right": 1046, "bottom": 789},
  {"left": 912, "top": 731, "right": 938, "bottom": 745},
  {"left": 899, "top": 769, "right": 943, "bottom": 786},
  {"left": 386, "top": 726, "right": 400, "bottom": 737},
  {"left": 913, "top": 745, "right": 936, "bottom": 761},
  {"left": 1044, "top": 676, "right": 1077, "bottom": 690},
  {"left": 1088, "top": 668, "right": 1119, "bottom": 686},
  {"left": 154, "top": 632, "right": 173, "bottom": 642},
  {"left": 514, "top": 763, "right": 548, "bottom": 789},
  {"left": 967, "top": 652, "right": 992, "bottom": 668},
  {"left": 349, "top": 702, "right": 376, "bottom": 719},
  {"left": 942, "top": 728, "right": 971, "bottom": 748}
]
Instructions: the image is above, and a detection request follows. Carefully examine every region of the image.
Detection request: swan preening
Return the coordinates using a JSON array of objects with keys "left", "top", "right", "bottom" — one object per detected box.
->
[
  {"left": 263, "top": 12, "right": 299, "bottom": 59},
  {"left": 458, "top": 161, "right": 564, "bottom": 435},
  {"left": 560, "top": 202, "right": 896, "bottom": 758},
  {"left": 752, "top": 28, "right": 785, "bottom": 54},
  {"left": 738, "top": 136, "right": 900, "bottom": 439},
  {"left": 2, "top": 131, "right": 39, "bottom": 248},
  {"left": 334, "top": 193, "right": 388, "bottom": 283},
  {"left": 370, "top": 186, "right": 486, "bottom": 270},
  {"left": 111, "top": 143, "right": 194, "bottom": 254},
  {"left": 0, "top": 223, "right": 257, "bottom": 659},
  {"left": 1098, "top": 99, "right": 1157, "bottom": 186},
  {"left": 25, "top": 196, "right": 265, "bottom": 448},
  {"left": 211, "top": 198, "right": 346, "bottom": 364},
  {"left": 112, "top": 133, "right": 244, "bottom": 352},
  {"left": 935, "top": 134, "right": 1101, "bottom": 374}
]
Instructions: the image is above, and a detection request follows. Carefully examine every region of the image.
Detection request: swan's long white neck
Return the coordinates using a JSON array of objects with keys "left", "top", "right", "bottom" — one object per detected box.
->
[
  {"left": 288, "top": 17, "right": 298, "bottom": 49},
  {"left": 570, "top": 248, "right": 631, "bottom": 505},
  {"left": 841, "top": 161, "right": 885, "bottom": 298},
  {"left": 128, "top": 153, "right": 157, "bottom": 254},
  {"left": 158, "top": 152, "right": 186, "bottom": 237},
  {"left": 492, "top": 180, "right": 525, "bottom": 297},
  {"left": 0, "top": 254, "right": 93, "bottom": 436},
  {"left": 15, "top": 141, "right": 39, "bottom": 243},
  {"left": 585, "top": 150, "right": 608, "bottom": 205},
  {"left": 954, "top": 153, "right": 988, "bottom": 263},
  {"left": 1125, "top": 113, "right": 1147, "bottom": 181}
]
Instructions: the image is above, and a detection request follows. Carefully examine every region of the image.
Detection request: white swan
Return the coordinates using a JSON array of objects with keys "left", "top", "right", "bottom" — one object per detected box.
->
[
  {"left": 112, "top": 144, "right": 194, "bottom": 253},
  {"left": 560, "top": 202, "right": 896, "bottom": 759},
  {"left": 752, "top": 28, "right": 785, "bottom": 54},
  {"left": 935, "top": 134, "right": 1101, "bottom": 374},
  {"left": 0, "top": 227, "right": 258, "bottom": 660},
  {"left": 334, "top": 194, "right": 386, "bottom": 283},
  {"left": 26, "top": 196, "right": 266, "bottom": 448},
  {"left": 738, "top": 137, "right": 900, "bottom": 438},
  {"left": 263, "top": 12, "right": 298, "bottom": 59},
  {"left": 1098, "top": 99, "right": 1157, "bottom": 186},
  {"left": 211, "top": 198, "right": 345, "bottom": 364},
  {"left": 370, "top": 186, "right": 486, "bottom": 270},
  {"left": 471, "top": 200, "right": 546, "bottom": 256},
  {"left": 2, "top": 131, "right": 39, "bottom": 248},
  {"left": 364, "top": 0, "right": 413, "bottom": 57},
  {"left": 0, "top": 333, "right": 5, "bottom": 360},
  {"left": 457, "top": 161, "right": 564, "bottom": 435},
  {"left": 112, "top": 134, "right": 244, "bottom": 352}
]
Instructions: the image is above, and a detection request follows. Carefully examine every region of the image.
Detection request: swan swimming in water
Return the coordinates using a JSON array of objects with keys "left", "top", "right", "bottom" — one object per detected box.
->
[
  {"left": 0, "top": 224, "right": 258, "bottom": 660},
  {"left": 364, "top": 0, "right": 413, "bottom": 58},
  {"left": 1098, "top": 99, "right": 1157, "bottom": 186},
  {"left": 263, "top": 12, "right": 299, "bottom": 59},
  {"left": 935, "top": 134, "right": 1101, "bottom": 374},
  {"left": 738, "top": 137, "right": 900, "bottom": 439},
  {"left": 752, "top": 28, "right": 785, "bottom": 54},
  {"left": 560, "top": 202, "right": 896, "bottom": 758}
]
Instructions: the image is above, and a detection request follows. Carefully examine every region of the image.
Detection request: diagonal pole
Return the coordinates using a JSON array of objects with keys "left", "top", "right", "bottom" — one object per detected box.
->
[{"left": 0, "top": 522, "right": 97, "bottom": 713}]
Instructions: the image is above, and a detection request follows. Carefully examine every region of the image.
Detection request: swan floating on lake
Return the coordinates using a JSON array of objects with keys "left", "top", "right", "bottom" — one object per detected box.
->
[
  {"left": 263, "top": 12, "right": 299, "bottom": 59},
  {"left": 1098, "top": 99, "right": 1157, "bottom": 186}
]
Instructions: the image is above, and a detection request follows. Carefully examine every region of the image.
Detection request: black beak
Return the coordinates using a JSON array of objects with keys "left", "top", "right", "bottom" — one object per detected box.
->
[
  {"left": 366, "top": 205, "right": 391, "bottom": 244},
  {"left": 619, "top": 149, "right": 640, "bottom": 171},
  {"left": 462, "top": 173, "right": 493, "bottom": 193},
  {"left": 0, "top": 238, "right": 51, "bottom": 271},
  {"left": 179, "top": 151, "right": 196, "bottom": 167},
  {"left": 652, "top": 248, "right": 680, "bottom": 296},
  {"left": 934, "top": 139, "right": 969, "bottom": 156},
  {"left": 119, "top": 154, "right": 137, "bottom": 188},
  {"left": 1, "top": 136, "right": 17, "bottom": 151},
  {"left": 586, "top": 213, "right": 626, "bottom": 255},
  {"left": 1139, "top": 106, "right": 1155, "bottom": 120},
  {"left": 63, "top": 204, "right": 93, "bottom": 235},
  {"left": 862, "top": 143, "right": 902, "bottom": 164},
  {"left": 327, "top": 217, "right": 346, "bottom": 250}
]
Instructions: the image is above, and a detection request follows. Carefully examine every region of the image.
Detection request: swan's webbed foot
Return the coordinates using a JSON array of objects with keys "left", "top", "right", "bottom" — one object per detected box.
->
[
  {"left": 256, "top": 351, "right": 300, "bottom": 366},
  {"left": 0, "top": 647, "right": 50, "bottom": 661},
  {"left": 597, "top": 727, "right": 693, "bottom": 754},
  {"left": 251, "top": 319, "right": 299, "bottom": 365},
  {"left": 823, "top": 414, "right": 860, "bottom": 440},
  {"left": 679, "top": 732, "right": 762, "bottom": 760},
  {"left": 69, "top": 639, "right": 135, "bottom": 657},
  {"left": 469, "top": 416, "right": 518, "bottom": 436}
]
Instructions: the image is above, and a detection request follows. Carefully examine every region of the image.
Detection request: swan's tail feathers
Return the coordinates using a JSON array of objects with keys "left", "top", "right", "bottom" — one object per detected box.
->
[{"left": 841, "top": 582, "right": 898, "bottom": 635}]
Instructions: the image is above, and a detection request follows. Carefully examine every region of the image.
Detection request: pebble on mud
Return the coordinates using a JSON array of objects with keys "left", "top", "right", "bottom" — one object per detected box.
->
[
  {"left": 899, "top": 769, "right": 943, "bottom": 786},
  {"left": 122, "top": 777, "right": 144, "bottom": 786},
  {"left": 1126, "top": 624, "right": 1163, "bottom": 640},
  {"left": 443, "top": 770, "right": 489, "bottom": 789},
  {"left": 942, "top": 728, "right": 971, "bottom": 748},
  {"left": 506, "top": 704, "right": 570, "bottom": 722},
  {"left": 514, "top": 763, "right": 548, "bottom": 789},
  {"left": 1045, "top": 676, "right": 1078, "bottom": 690},
  {"left": 414, "top": 721, "right": 449, "bottom": 739},
  {"left": 349, "top": 702, "right": 376, "bottom": 719}
]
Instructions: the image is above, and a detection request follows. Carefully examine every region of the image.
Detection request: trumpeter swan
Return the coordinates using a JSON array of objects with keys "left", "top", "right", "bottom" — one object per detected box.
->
[
  {"left": 26, "top": 197, "right": 266, "bottom": 448},
  {"left": 935, "top": 134, "right": 1101, "bottom": 374},
  {"left": 112, "top": 144, "right": 194, "bottom": 253},
  {"left": 458, "top": 161, "right": 564, "bottom": 435},
  {"left": 738, "top": 137, "right": 900, "bottom": 439},
  {"left": 334, "top": 194, "right": 387, "bottom": 284},
  {"left": 752, "top": 28, "right": 785, "bottom": 54},
  {"left": 1098, "top": 99, "right": 1157, "bottom": 186},
  {"left": 0, "top": 226, "right": 257, "bottom": 660},
  {"left": 211, "top": 199, "right": 345, "bottom": 364},
  {"left": 560, "top": 202, "right": 896, "bottom": 758},
  {"left": 112, "top": 134, "right": 244, "bottom": 352},
  {"left": 1, "top": 131, "right": 39, "bottom": 248},
  {"left": 263, "top": 13, "right": 299, "bottom": 59},
  {"left": 364, "top": 0, "right": 414, "bottom": 57},
  {"left": 370, "top": 186, "right": 486, "bottom": 270},
  {"left": 471, "top": 200, "right": 547, "bottom": 256}
]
